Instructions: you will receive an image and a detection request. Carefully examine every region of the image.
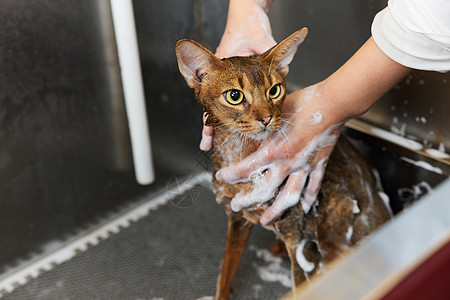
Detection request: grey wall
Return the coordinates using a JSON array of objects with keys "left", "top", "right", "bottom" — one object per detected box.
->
[
  {"left": 132, "top": 0, "right": 228, "bottom": 171},
  {"left": 0, "top": 0, "right": 228, "bottom": 271},
  {"left": 0, "top": 0, "right": 142, "bottom": 271}
]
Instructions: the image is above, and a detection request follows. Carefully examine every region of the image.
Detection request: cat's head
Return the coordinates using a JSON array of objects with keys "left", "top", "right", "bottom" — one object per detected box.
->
[{"left": 175, "top": 28, "right": 307, "bottom": 141}]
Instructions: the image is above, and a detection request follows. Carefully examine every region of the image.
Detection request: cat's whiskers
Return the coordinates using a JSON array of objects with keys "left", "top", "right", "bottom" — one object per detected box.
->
[
  {"left": 239, "top": 132, "right": 250, "bottom": 161},
  {"left": 276, "top": 126, "right": 292, "bottom": 158},
  {"left": 214, "top": 121, "right": 239, "bottom": 130},
  {"left": 281, "top": 117, "right": 298, "bottom": 130},
  {"left": 217, "top": 130, "right": 240, "bottom": 153},
  {"left": 229, "top": 131, "right": 244, "bottom": 161},
  {"left": 236, "top": 132, "right": 245, "bottom": 161}
]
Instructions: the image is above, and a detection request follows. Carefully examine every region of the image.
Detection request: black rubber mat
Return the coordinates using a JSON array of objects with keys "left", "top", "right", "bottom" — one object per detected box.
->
[{"left": 4, "top": 186, "right": 291, "bottom": 299}]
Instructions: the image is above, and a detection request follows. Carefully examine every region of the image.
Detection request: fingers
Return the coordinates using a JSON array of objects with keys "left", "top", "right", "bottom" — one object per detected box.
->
[
  {"left": 215, "top": 146, "right": 273, "bottom": 184},
  {"left": 199, "top": 112, "right": 213, "bottom": 151},
  {"left": 230, "top": 168, "right": 286, "bottom": 212},
  {"left": 302, "top": 159, "right": 327, "bottom": 213},
  {"left": 260, "top": 170, "right": 308, "bottom": 225}
]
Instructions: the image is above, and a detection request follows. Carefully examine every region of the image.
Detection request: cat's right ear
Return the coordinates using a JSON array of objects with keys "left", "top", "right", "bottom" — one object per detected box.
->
[{"left": 175, "top": 39, "right": 222, "bottom": 89}]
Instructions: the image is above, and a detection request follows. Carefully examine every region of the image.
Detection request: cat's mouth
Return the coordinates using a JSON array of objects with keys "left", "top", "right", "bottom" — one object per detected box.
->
[
  {"left": 236, "top": 118, "right": 282, "bottom": 142},
  {"left": 249, "top": 126, "right": 277, "bottom": 141}
]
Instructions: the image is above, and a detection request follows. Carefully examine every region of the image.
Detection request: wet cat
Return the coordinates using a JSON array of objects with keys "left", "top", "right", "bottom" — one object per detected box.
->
[{"left": 175, "top": 29, "right": 391, "bottom": 299}]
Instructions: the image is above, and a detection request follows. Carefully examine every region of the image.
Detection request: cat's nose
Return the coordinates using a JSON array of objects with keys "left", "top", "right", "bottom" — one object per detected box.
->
[{"left": 257, "top": 115, "right": 272, "bottom": 126}]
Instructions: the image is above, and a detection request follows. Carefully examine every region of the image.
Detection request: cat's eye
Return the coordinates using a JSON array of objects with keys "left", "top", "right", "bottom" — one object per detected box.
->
[
  {"left": 224, "top": 89, "right": 244, "bottom": 105},
  {"left": 269, "top": 84, "right": 282, "bottom": 99}
]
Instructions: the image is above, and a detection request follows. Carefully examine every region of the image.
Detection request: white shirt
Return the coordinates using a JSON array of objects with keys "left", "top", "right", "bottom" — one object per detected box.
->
[{"left": 372, "top": 0, "right": 450, "bottom": 72}]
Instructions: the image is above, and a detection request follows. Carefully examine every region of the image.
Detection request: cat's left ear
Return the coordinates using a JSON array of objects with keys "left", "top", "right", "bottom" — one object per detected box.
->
[
  {"left": 175, "top": 39, "right": 222, "bottom": 89},
  {"left": 263, "top": 27, "right": 308, "bottom": 78}
]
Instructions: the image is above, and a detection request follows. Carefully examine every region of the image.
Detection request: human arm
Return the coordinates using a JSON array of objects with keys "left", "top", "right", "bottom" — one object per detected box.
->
[
  {"left": 216, "top": 37, "right": 412, "bottom": 225},
  {"left": 200, "top": 0, "right": 277, "bottom": 151},
  {"left": 215, "top": 0, "right": 276, "bottom": 58}
]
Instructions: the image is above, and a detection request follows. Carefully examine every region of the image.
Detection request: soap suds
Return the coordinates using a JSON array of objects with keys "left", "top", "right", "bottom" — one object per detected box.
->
[
  {"left": 414, "top": 116, "right": 427, "bottom": 123},
  {"left": 308, "top": 111, "right": 323, "bottom": 125},
  {"left": 345, "top": 226, "right": 353, "bottom": 242},
  {"left": 296, "top": 240, "right": 315, "bottom": 273},
  {"left": 400, "top": 156, "right": 443, "bottom": 175},
  {"left": 425, "top": 147, "right": 450, "bottom": 159},
  {"left": 397, "top": 181, "right": 433, "bottom": 206},
  {"left": 251, "top": 246, "right": 292, "bottom": 288},
  {"left": 390, "top": 123, "right": 406, "bottom": 136},
  {"left": 378, "top": 191, "right": 393, "bottom": 216},
  {"left": 302, "top": 85, "right": 320, "bottom": 104},
  {"left": 370, "top": 127, "right": 423, "bottom": 150},
  {"left": 252, "top": 284, "right": 263, "bottom": 298},
  {"left": 351, "top": 199, "right": 360, "bottom": 214}
]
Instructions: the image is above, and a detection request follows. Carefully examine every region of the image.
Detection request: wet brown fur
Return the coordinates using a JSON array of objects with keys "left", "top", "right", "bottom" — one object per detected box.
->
[{"left": 175, "top": 29, "right": 391, "bottom": 299}]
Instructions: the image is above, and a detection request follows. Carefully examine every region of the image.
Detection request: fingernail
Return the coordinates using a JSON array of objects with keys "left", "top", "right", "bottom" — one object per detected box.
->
[
  {"left": 301, "top": 201, "right": 311, "bottom": 214},
  {"left": 215, "top": 169, "right": 223, "bottom": 181},
  {"left": 260, "top": 215, "right": 269, "bottom": 226},
  {"left": 230, "top": 201, "right": 240, "bottom": 212}
]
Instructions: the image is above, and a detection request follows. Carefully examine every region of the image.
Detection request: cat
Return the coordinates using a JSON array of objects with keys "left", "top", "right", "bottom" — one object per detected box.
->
[{"left": 175, "top": 29, "right": 391, "bottom": 299}]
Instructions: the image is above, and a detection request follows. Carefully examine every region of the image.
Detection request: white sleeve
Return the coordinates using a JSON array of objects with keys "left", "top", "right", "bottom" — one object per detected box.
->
[{"left": 371, "top": 0, "right": 450, "bottom": 72}]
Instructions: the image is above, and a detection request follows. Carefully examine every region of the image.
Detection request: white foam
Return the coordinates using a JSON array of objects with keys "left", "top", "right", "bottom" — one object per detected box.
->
[
  {"left": 378, "top": 191, "right": 393, "bottom": 216},
  {"left": 397, "top": 181, "right": 433, "bottom": 204},
  {"left": 425, "top": 148, "right": 450, "bottom": 159},
  {"left": 230, "top": 164, "right": 280, "bottom": 212},
  {"left": 390, "top": 123, "right": 406, "bottom": 136},
  {"left": 370, "top": 127, "right": 423, "bottom": 150},
  {"left": 351, "top": 199, "right": 360, "bottom": 214},
  {"left": 345, "top": 226, "right": 353, "bottom": 242},
  {"left": 302, "top": 85, "right": 317, "bottom": 103},
  {"left": 400, "top": 157, "right": 443, "bottom": 175},
  {"left": 296, "top": 240, "right": 315, "bottom": 273},
  {"left": 252, "top": 284, "right": 263, "bottom": 298},
  {"left": 252, "top": 246, "right": 292, "bottom": 288},
  {"left": 309, "top": 111, "right": 323, "bottom": 125}
]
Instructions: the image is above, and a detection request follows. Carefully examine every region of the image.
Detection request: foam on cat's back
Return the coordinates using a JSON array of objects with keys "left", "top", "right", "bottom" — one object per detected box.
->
[
  {"left": 352, "top": 199, "right": 361, "bottom": 214},
  {"left": 296, "top": 239, "right": 315, "bottom": 274},
  {"left": 345, "top": 226, "right": 354, "bottom": 242}
]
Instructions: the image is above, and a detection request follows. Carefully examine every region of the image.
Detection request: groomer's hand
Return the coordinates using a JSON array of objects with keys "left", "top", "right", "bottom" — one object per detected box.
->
[
  {"left": 215, "top": 84, "right": 344, "bottom": 225},
  {"left": 215, "top": 36, "right": 412, "bottom": 225},
  {"left": 200, "top": 0, "right": 276, "bottom": 151}
]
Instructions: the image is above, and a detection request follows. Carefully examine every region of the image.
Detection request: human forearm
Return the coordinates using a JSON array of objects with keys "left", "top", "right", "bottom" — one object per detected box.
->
[
  {"left": 320, "top": 37, "right": 412, "bottom": 124},
  {"left": 228, "top": 0, "right": 274, "bottom": 13},
  {"left": 216, "top": 0, "right": 276, "bottom": 57}
]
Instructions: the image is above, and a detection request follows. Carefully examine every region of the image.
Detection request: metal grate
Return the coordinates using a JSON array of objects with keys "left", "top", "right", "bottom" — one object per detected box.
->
[{"left": 3, "top": 182, "right": 290, "bottom": 300}]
